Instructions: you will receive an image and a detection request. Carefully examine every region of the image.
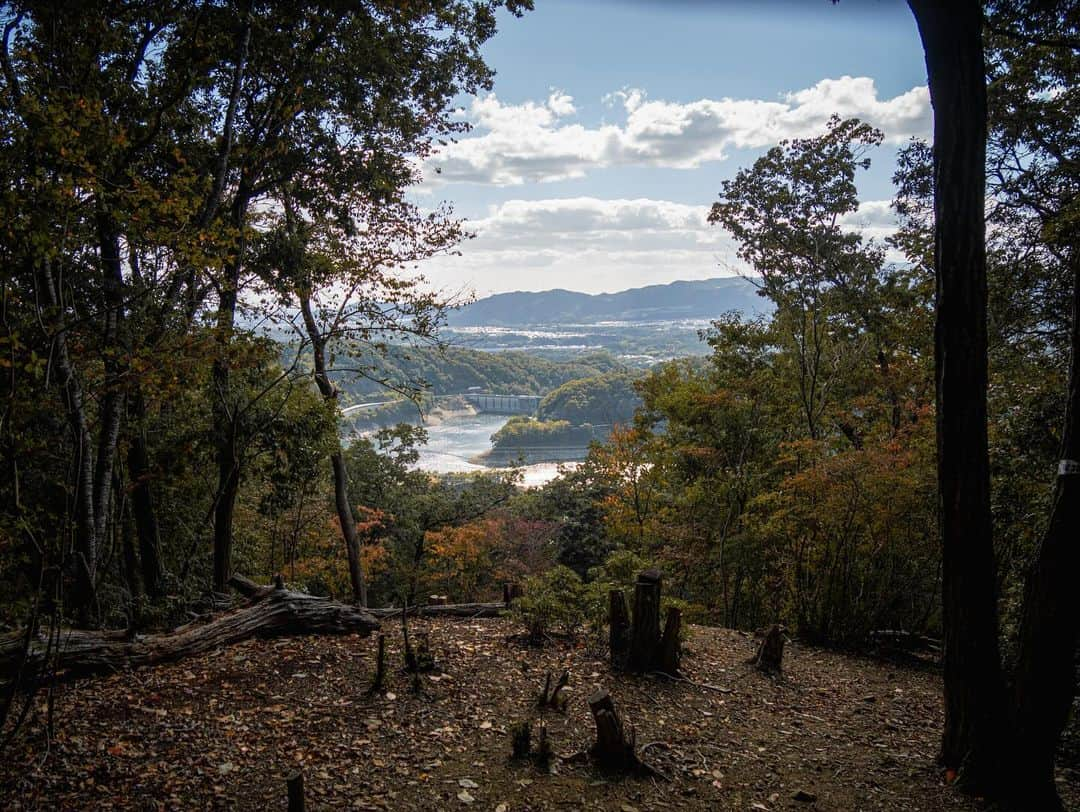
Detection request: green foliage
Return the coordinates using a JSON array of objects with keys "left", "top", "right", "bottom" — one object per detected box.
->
[
  {"left": 490, "top": 417, "right": 600, "bottom": 451},
  {"left": 538, "top": 371, "right": 642, "bottom": 426},
  {"left": 336, "top": 346, "right": 625, "bottom": 403},
  {"left": 510, "top": 565, "right": 588, "bottom": 641}
]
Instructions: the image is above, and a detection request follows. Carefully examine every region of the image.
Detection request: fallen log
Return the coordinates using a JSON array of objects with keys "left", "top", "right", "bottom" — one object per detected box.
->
[
  {"left": 0, "top": 577, "right": 379, "bottom": 680},
  {"left": 366, "top": 602, "right": 505, "bottom": 619}
]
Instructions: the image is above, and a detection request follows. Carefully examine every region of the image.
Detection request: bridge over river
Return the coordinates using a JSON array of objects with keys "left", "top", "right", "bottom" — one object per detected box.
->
[{"left": 340, "top": 392, "right": 541, "bottom": 417}]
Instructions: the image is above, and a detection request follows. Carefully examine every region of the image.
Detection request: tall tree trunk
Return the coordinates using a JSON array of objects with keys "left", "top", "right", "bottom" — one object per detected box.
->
[
  {"left": 127, "top": 387, "right": 164, "bottom": 598},
  {"left": 908, "top": 0, "right": 1008, "bottom": 794},
  {"left": 1012, "top": 249, "right": 1080, "bottom": 809},
  {"left": 298, "top": 295, "right": 367, "bottom": 606},
  {"left": 38, "top": 259, "right": 97, "bottom": 618},
  {"left": 211, "top": 192, "right": 248, "bottom": 593},
  {"left": 93, "top": 217, "right": 125, "bottom": 550}
]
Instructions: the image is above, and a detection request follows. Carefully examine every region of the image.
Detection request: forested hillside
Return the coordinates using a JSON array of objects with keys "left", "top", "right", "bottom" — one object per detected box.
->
[
  {"left": 1, "top": 2, "right": 1077, "bottom": 811},
  {"left": 447, "top": 277, "right": 765, "bottom": 326},
  {"left": 331, "top": 345, "right": 626, "bottom": 401}
]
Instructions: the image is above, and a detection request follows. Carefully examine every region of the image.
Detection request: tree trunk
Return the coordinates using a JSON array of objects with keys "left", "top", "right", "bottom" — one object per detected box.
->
[
  {"left": 908, "top": 0, "right": 1008, "bottom": 794},
  {"left": 212, "top": 444, "right": 240, "bottom": 594},
  {"left": 0, "top": 576, "right": 379, "bottom": 679},
  {"left": 298, "top": 294, "right": 366, "bottom": 606},
  {"left": 211, "top": 191, "right": 249, "bottom": 593},
  {"left": 330, "top": 449, "right": 365, "bottom": 606},
  {"left": 127, "top": 388, "right": 164, "bottom": 598},
  {"left": 1012, "top": 250, "right": 1080, "bottom": 808},
  {"left": 93, "top": 216, "right": 125, "bottom": 552},
  {"left": 37, "top": 259, "right": 98, "bottom": 618}
]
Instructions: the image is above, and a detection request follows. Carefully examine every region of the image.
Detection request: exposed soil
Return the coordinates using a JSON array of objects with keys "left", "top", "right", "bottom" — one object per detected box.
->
[{"left": 2, "top": 618, "right": 1076, "bottom": 811}]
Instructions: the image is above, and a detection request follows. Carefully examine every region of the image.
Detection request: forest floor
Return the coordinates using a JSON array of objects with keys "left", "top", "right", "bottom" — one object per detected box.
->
[{"left": 1, "top": 618, "right": 1077, "bottom": 811}]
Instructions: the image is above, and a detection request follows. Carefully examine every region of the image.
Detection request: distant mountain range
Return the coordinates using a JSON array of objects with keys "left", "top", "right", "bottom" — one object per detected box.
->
[{"left": 447, "top": 277, "right": 766, "bottom": 326}]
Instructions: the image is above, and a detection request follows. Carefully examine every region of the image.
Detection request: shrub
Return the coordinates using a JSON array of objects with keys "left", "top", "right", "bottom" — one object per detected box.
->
[{"left": 511, "top": 565, "right": 587, "bottom": 641}]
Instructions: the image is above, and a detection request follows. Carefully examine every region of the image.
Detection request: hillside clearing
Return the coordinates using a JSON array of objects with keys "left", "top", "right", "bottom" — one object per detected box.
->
[{"left": 4, "top": 618, "right": 1073, "bottom": 811}]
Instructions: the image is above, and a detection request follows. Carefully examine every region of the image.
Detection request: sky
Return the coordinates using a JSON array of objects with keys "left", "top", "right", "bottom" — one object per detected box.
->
[{"left": 415, "top": 0, "right": 930, "bottom": 296}]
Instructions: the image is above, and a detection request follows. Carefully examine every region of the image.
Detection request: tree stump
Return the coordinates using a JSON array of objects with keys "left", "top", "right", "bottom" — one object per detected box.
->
[
  {"left": 503, "top": 582, "right": 523, "bottom": 606},
  {"left": 427, "top": 595, "right": 447, "bottom": 606},
  {"left": 537, "top": 669, "right": 570, "bottom": 711},
  {"left": 587, "top": 689, "right": 639, "bottom": 771},
  {"left": 627, "top": 570, "right": 662, "bottom": 672},
  {"left": 750, "top": 623, "right": 785, "bottom": 674},
  {"left": 286, "top": 770, "right": 305, "bottom": 812},
  {"left": 536, "top": 720, "right": 554, "bottom": 769},
  {"left": 609, "top": 589, "right": 630, "bottom": 670},
  {"left": 656, "top": 606, "right": 682, "bottom": 676},
  {"left": 510, "top": 720, "right": 531, "bottom": 759},
  {"left": 367, "top": 633, "right": 387, "bottom": 694}
]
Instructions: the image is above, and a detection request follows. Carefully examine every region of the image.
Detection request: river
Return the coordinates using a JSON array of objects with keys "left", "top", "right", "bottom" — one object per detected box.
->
[{"left": 414, "top": 412, "right": 578, "bottom": 487}]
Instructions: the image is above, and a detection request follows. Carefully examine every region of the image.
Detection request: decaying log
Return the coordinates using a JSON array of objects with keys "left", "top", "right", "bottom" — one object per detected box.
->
[
  {"left": 367, "top": 602, "right": 505, "bottom": 619},
  {"left": 537, "top": 669, "right": 570, "bottom": 711},
  {"left": 750, "top": 623, "right": 785, "bottom": 674},
  {"left": 655, "top": 607, "right": 682, "bottom": 676},
  {"left": 0, "top": 576, "right": 379, "bottom": 680},
  {"left": 586, "top": 688, "right": 664, "bottom": 778},
  {"left": 609, "top": 589, "right": 630, "bottom": 670}
]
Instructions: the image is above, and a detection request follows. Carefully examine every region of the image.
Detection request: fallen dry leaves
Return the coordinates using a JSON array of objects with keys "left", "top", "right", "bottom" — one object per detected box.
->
[{"left": 1, "top": 620, "right": 1076, "bottom": 810}]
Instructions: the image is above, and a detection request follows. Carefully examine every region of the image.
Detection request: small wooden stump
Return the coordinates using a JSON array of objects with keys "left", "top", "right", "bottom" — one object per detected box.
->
[
  {"left": 750, "top": 623, "right": 785, "bottom": 674},
  {"left": 427, "top": 595, "right": 447, "bottom": 606},
  {"left": 367, "top": 633, "right": 387, "bottom": 695},
  {"left": 536, "top": 720, "right": 553, "bottom": 769},
  {"left": 510, "top": 720, "right": 531, "bottom": 759},
  {"left": 628, "top": 571, "right": 662, "bottom": 672},
  {"left": 286, "top": 770, "right": 304, "bottom": 812},
  {"left": 503, "top": 582, "right": 523, "bottom": 606},
  {"left": 609, "top": 589, "right": 631, "bottom": 670},
  {"left": 587, "top": 689, "right": 640, "bottom": 772},
  {"left": 655, "top": 606, "right": 682, "bottom": 676},
  {"left": 537, "top": 669, "right": 570, "bottom": 711}
]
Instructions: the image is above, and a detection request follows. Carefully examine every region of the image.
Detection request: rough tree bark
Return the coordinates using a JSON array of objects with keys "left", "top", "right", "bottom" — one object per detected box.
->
[
  {"left": 126, "top": 392, "right": 164, "bottom": 599},
  {"left": 908, "top": 0, "right": 1008, "bottom": 794},
  {"left": 211, "top": 188, "right": 251, "bottom": 594},
  {"left": 627, "top": 570, "right": 662, "bottom": 673},
  {"left": 1012, "top": 249, "right": 1080, "bottom": 807}
]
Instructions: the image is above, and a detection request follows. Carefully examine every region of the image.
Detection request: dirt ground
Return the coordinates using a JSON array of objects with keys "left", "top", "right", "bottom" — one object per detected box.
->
[{"left": 1, "top": 618, "right": 1076, "bottom": 811}]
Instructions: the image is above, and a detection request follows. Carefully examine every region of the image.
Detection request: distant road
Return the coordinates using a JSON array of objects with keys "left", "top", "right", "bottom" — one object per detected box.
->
[
  {"left": 341, "top": 392, "right": 539, "bottom": 417},
  {"left": 340, "top": 400, "right": 398, "bottom": 415}
]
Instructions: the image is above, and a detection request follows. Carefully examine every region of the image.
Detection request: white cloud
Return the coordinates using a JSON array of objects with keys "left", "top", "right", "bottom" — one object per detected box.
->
[
  {"left": 415, "top": 196, "right": 902, "bottom": 295},
  {"left": 420, "top": 197, "right": 744, "bottom": 295},
  {"left": 426, "top": 77, "right": 930, "bottom": 186}
]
